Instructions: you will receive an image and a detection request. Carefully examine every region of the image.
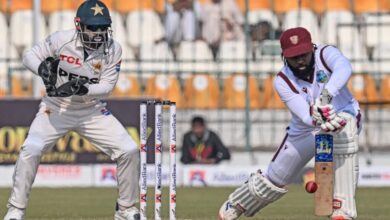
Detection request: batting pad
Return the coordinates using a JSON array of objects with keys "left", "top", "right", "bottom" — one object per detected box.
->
[
  {"left": 333, "top": 112, "right": 359, "bottom": 155},
  {"left": 228, "top": 171, "right": 287, "bottom": 217},
  {"left": 333, "top": 112, "right": 359, "bottom": 218},
  {"left": 333, "top": 153, "right": 358, "bottom": 219}
]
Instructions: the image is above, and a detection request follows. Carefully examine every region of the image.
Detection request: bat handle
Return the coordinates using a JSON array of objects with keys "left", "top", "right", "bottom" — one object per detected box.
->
[{"left": 320, "top": 89, "right": 331, "bottom": 105}]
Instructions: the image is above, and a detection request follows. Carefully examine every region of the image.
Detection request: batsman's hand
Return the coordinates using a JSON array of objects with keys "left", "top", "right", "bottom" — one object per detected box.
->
[
  {"left": 38, "top": 57, "right": 60, "bottom": 96},
  {"left": 51, "top": 78, "right": 89, "bottom": 97},
  {"left": 312, "top": 98, "right": 336, "bottom": 125},
  {"left": 320, "top": 113, "right": 347, "bottom": 133}
]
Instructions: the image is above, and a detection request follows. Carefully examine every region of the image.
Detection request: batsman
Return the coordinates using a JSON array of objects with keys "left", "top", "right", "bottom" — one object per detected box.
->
[
  {"left": 218, "top": 27, "right": 362, "bottom": 220},
  {"left": 3, "top": 1, "right": 140, "bottom": 220}
]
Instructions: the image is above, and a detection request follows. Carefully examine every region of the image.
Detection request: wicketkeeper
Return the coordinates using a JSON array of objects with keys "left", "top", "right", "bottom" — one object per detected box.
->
[
  {"left": 218, "top": 27, "right": 362, "bottom": 220},
  {"left": 3, "top": 1, "right": 140, "bottom": 220}
]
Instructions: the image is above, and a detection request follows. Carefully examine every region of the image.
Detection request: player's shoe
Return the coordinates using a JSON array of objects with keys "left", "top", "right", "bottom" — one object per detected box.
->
[
  {"left": 331, "top": 216, "right": 352, "bottom": 220},
  {"left": 331, "top": 209, "right": 353, "bottom": 220},
  {"left": 114, "top": 206, "right": 140, "bottom": 220},
  {"left": 218, "top": 201, "right": 244, "bottom": 220},
  {"left": 3, "top": 205, "right": 25, "bottom": 220}
]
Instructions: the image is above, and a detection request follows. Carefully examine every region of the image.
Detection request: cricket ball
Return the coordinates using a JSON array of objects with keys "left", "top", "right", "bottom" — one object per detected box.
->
[{"left": 305, "top": 181, "right": 318, "bottom": 193}]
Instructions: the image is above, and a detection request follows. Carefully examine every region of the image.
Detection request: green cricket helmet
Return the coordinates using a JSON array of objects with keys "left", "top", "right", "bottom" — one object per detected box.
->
[{"left": 74, "top": 0, "right": 113, "bottom": 51}]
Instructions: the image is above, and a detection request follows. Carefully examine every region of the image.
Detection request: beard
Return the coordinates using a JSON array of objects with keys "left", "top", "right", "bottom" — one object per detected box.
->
[
  {"left": 81, "top": 33, "right": 106, "bottom": 50},
  {"left": 287, "top": 54, "right": 315, "bottom": 80}
]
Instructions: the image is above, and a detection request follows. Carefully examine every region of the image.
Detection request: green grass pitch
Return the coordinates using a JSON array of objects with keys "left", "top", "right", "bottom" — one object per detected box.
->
[{"left": 0, "top": 185, "right": 389, "bottom": 219}]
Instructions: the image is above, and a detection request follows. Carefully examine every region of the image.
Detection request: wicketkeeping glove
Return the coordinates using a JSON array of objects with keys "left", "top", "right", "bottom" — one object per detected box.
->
[
  {"left": 38, "top": 57, "right": 60, "bottom": 96},
  {"left": 51, "top": 78, "right": 89, "bottom": 97}
]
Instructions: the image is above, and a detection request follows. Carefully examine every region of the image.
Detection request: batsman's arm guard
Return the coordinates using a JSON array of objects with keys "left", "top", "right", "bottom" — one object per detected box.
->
[
  {"left": 228, "top": 171, "right": 287, "bottom": 217},
  {"left": 332, "top": 112, "right": 359, "bottom": 219}
]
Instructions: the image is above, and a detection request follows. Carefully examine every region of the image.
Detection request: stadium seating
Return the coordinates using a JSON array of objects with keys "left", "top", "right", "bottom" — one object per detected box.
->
[
  {"left": 111, "top": 74, "right": 141, "bottom": 97},
  {"left": 153, "top": 0, "right": 167, "bottom": 13},
  {"left": 248, "top": 9, "right": 279, "bottom": 29},
  {"left": 139, "top": 42, "right": 175, "bottom": 73},
  {"left": 321, "top": 10, "right": 354, "bottom": 45},
  {"left": 273, "top": 0, "right": 311, "bottom": 14},
  {"left": 144, "top": 73, "right": 184, "bottom": 108},
  {"left": 0, "top": 0, "right": 32, "bottom": 14},
  {"left": 352, "top": 0, "right": 390, "bottom": 14},
  {"left": 251, "top": 40, "right": 283, "bottom": 73},
  {"left": 363, "top": 13, "right": 390, "bottom": 49},
  {"left": 10, "top": 10, "right": 46, "bottom": 57},
  {"left": 311, "top": 0, "right": 350, "bottom": 14},
  {"left": 110, "top": 10, "right": 133, "bottom": 69},
  {"left": 380, "top": 75, "right": 390, "bottom": 105},
  {"left": 183, "top": 74, "right": 220, "bottom": 109},
  {"left": 348, "top": 74, "right": 380, "bottom": 104},
  {"left": 126, "top": 10, "right": 164, "bottom": 48},
  {"left": 261, "top": 74, "right": 285, "bottom": 109},
  {"left": 110, "top": 11, "right": 127, "bottom": 41},
  {"left": 41, "top": 0, "right": 75, "bottom": 15},
  {"left": 282, "top": 9, "right": 321, "bottom": 43},
  {"left": 100, "top": 0, "right": 113, "bottom": 9},
  {"left": 372, "top": 45, "right": 390, "bottom": 73},
  {"left": 0, "top": 76, "right": 6, "bottom": 96},
  {"left": 223, "top": 73, "right": 261, "bottom": 109},
  {"left": 10, "top": 73, "right": 33, "bottom": 97},
  {"left": 342, "top": 38, "right": 370, "bottom": 74},
  {"left": 320, "top": 10, "right": 369, "bottom": 72},
  {"left": 73, "top": 0, "right": 114, "bottom": 10},
  {"left": 197, "top": 0, "right": 211, "bottom": 4},
  {"left": 177, "top": 41, "right": 215, "bottom": 73},
  {"left": 0, "top": 12, "right": 8, "bottom": 75},
  {"left": 48, "top": 10, "right": 75, "bottom": 33},
  {"left": 113, "top": 0, "right": 155, "bottom": 14},
  {"left": 236, "top": 0, "right": 270, "bottom": 12},
  {"left": 218, "top": 41, "right": 246, "bottom": 74}
]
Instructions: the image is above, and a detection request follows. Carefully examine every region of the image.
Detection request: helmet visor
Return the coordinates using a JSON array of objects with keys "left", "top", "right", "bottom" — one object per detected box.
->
[
  {"left": 85, "top": 24, "right": 110, "bottom": 32},
  {"left": 79, "top": 24, "right": 112, "bottom": 50}
]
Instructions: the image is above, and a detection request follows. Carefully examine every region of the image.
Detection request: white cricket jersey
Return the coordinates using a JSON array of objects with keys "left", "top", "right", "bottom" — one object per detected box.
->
[
  {"left": 274, "top": 44, "right": 360, "bottom": 136},
  {"left": 23, "top": 29, "right": 122, "bottom": 111}
]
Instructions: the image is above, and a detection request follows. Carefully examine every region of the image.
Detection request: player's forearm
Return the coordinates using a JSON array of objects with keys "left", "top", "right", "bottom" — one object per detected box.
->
[
  {"left": 323, "top": 48, "right": 352, "bottom": 97},
  {"left": 86, "top": 82, "right": 114, "bottom": 97},
  {"left": 325, "top": 64, "right": 352, "bottom": 97},
  {"left": 286, "top": 97, "right": 315, "bottom": 127},
  {"left": 23, "top": 49, "right": 44, "bottom": 75},
  {"left": 23, "top": 36, "right": 55, "bottom": 75}
]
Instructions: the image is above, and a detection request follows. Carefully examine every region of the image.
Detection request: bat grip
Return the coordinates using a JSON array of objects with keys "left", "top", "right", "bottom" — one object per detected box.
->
[{"left": 320, "top": 89, "right": 330, "bottom": 105}]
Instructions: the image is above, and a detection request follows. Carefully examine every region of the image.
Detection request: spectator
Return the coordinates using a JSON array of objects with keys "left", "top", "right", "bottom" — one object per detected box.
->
[
  {"left": 164, "top": 0, "right": 201, "bottom": 52},
  {"left": 250, "top": 21, "right": 272, "bottom": 42},
  {"left": 181, "top": 116, "right": 231, "bottom": 164},
  {"left": 250, "top": 20, "right": 282, "bottom": 60},
  {"left": 200, "top": 0, "right": 244, "bottom": 58}
]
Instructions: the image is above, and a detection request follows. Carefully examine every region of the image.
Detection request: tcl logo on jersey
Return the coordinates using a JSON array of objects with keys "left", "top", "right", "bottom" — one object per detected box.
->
[
  {"left": 59, "top": 68, "right": 99, "bottom": 84},
  {"left": 60, "top": 54, "right": 82, "bottom": 66}
]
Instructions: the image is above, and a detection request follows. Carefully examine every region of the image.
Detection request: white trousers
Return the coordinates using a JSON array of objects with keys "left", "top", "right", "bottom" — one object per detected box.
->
[
  {"left": 8, "top": 102, "right": 139, "bottom": 209},
  {"left": 265, "top": 131, "right": 317, "bottom": 186}
]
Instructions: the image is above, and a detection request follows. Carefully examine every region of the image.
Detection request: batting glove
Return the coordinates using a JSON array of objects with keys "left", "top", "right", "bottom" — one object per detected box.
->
[
  {"left": 312, "top": 98, "right": 336, "bottom": 123},
  {"left": 320, "top": 114, "right": 347, "bottom": 133}
]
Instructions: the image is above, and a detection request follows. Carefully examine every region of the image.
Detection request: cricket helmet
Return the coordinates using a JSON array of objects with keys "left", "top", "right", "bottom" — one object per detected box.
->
[{"left": 74, "top": 0, "right": 113, "bottom": 51}]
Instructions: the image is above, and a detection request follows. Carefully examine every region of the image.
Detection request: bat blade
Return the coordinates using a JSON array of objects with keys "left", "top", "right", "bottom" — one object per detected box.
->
[{"left": 314, "top": 133, "right": 333, "bottom": 216}]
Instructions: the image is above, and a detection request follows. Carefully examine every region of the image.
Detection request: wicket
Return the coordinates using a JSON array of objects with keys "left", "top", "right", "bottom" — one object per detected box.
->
[{"left": 140, "top": 100, "right": 177, "bottom": 220}]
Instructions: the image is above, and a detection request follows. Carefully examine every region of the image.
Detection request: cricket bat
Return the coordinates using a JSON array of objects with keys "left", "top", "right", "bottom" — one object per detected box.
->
[{"left": 314, "top": 89, "right": 334, "bottom": 216}]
